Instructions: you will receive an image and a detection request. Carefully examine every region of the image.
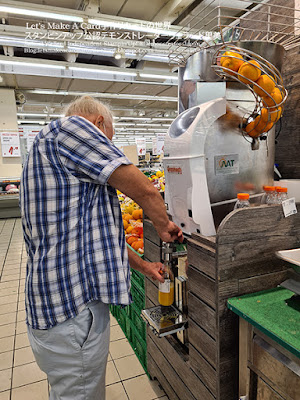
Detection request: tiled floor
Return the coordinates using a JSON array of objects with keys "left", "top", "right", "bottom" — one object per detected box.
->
[{"left": 0, "top": 218, "right": 167, "bottom": 400}]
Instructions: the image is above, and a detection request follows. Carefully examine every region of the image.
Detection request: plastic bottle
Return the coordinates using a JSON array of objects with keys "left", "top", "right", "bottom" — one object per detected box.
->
[
  {"left": 265, "top": 186, "right": 276, "bottom": 205},
  {"left": 261, "top": 185, "right": 270, "bottom": 204},
  {"left": 158, "top": 243, "right": 174, "bottom": 307},
  {"left": 275, "top": 187, "right": 288, "bottom": 204},
  {"left": 234, "top": 193, "right": 250, "bottom": 209}
]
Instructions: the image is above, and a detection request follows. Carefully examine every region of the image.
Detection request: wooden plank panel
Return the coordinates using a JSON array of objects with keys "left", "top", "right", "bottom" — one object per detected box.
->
[
  {"left": 256, "top": 377, "right": 285, "bottom": 400},
  {"left": 147, "top": 335, "right": 197, "bottom": 400},
  {"left": 147, "top": 328, "right": 215, "bottom": 400},
  {"left": 143, "top": 219, "right": 161, "bottom": 246},
  {"left": 219, "top": 357, "right": 239, "bottom": 400},
  {"left": 188, "top": 238, "right": 216, "bottom": 279},
  {"left": 147, "top": 354, "right": 180, "bottom": 400},
  {"left": 144, "top": 238, "right": 162, "bottom": 262},
  {"left": 238, "top": 270, "right": 290, "bottom": 296},
  {"left": 145, "top": 276, "right": 158, "bottom": 305},
  {"left": 189, "top": 344, "right": 217, "bottom": 396},
  {"left": 188, "top": 292, "right": 217, "bottom": 339},
  {"left": 191, "top": 232, "right": 216, "bottom": 250},
  {"left": 250, "top": 337, "right": 300, "bottom": 400},
  {"left": 188, "top": 266, "right": 216, "bottom": 309},
  {"left": 189, "top": 318, "right": 217, "bottom": 368}
]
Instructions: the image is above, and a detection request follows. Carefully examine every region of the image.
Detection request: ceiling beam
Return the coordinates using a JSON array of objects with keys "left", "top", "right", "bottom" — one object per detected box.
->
[{"left": 152, "top": 0, "right": 196, "bottom": 23}]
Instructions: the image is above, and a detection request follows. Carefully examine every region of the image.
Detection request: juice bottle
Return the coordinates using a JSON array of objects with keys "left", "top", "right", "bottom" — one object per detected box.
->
[{"left": 158, "top": 264, "right": 174, "bottom": 306}]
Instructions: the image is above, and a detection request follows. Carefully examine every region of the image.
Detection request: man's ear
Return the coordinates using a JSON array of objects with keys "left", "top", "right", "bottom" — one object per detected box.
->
[{"left": 95, "top": 115, "right": 104, "bottom": 127}]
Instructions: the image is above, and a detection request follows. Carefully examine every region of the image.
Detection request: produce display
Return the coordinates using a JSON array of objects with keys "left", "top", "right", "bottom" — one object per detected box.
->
[{"left": 117, "top": 170, "right": 165, "bottom": 255}]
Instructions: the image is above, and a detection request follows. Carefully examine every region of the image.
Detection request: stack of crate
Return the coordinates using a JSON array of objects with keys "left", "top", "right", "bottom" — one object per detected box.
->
[{"left": 110, "top": 256, "right": 148, "bottom": 372}]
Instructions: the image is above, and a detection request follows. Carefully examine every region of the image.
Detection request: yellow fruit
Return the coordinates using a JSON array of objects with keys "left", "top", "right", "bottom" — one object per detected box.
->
[
  {"left": 238, "top": 60, "right": 261, "bottom": 84},
  {"left": 156, "top": 171, "right": 163, "bottom": 178},
  {"left": 262, "top": 87, "right": 283, "bottom": 109},
  {"left": 123, "top": 214, "right": 132, "bottom": 223},
  {"left": 220, "top": 51, "right": 244, "bottom": 74},
  {"left": 126, "top": 226, "right": 134, "bottom": 234},
  {"left": 123, "top": 220, "right": 129, "bottom": 230},
  {"left": 253, "top": 75, "right": 275, "bottom": 97},
  {"left": 252, "top": 116, "right": 273, "bottom": 136}
]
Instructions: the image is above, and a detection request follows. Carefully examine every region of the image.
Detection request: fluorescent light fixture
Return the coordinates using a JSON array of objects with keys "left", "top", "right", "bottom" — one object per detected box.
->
[
  {"left": 118, "top": 117, "right": 152, "bottom": 121},
  {"left": 24, "top": 89, "right": 177, "bottom": 102},
  {"left": 17, "top": 113, "right": 64, "bottom": 118},
  {"left": 69, "top": 66, "right": 137, "bottom": 77},
  {"left": 139, "top": 73, "right": 178, "bottom": 80},
  {"left": 17, "top": 120, "right": 45, "bottom": 125},
  {"left": 0, "top": 59, "right": 65, "bottom": 69},
  {"left": 0, "top": 6, "right": 83, "bottom": 22}
]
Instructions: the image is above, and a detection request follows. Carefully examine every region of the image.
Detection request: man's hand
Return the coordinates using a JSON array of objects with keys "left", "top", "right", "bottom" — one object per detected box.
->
[
  {"left": 141, "top": 260, "right": 165, "bottom": 283},
  {"left": 127, "top": 248, "right": 164, "bottom": 283},
  {"left": 155, "top": 221, "right": 184, "bottom": 243}
]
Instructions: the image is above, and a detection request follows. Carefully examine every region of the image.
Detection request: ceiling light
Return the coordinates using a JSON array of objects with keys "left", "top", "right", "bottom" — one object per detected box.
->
[
  {"left": 24, "top": 89, "right": 177, "bottom": 102},
  {"left": 69, "top": 66, "right": 136, "bottom": 77},
  {"left": 0, "top": 59, "right": 65, "bottom": 69},
  {"left": 0, "top": 6, "right": 83, "bottom": 22},
  {"left": 17, "top": 120, "right": 46, "bottom": 125},
  {"left": 139, "top": 73, "right": 178, "bottom": 81}
]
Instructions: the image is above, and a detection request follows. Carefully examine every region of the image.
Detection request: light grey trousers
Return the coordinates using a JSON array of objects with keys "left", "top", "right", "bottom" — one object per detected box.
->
[{"left": 27, "top": 301, "right": 110, "bottom": 400}]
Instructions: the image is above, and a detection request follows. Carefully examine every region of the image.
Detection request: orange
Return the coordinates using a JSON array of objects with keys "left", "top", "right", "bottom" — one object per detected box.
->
[
  {"left": 131, "top": 227, "right": 143, "bottom": 237},
  {"left": 123, "top": 214, "right": 132, "bottom": 223},
  {"left": 253, "top": 75, "right": 275, "bottom": 97},
  {"left": 132, "top": 209, "right": 143, "bottom": 220},
  {"left": 238, "top": 60, "right": 261, "bottom": 84},
  {"left": 260, "top": 107, "right": 281, "bottom": 123},
  {"left": 127, "top": 236, "right": 138, "bottom": 246},
  {"left": 131, "top": 240, "right": 144, "bottom": 251},
  {"left": 245, "top": 120, "right": 259, "bottom": 137},
  {"left": 220, "top": 51, "right": 243, "bottom": 75},
  {"left": 262, "top": 87, "right": 283, "bottom": 108},
  {"left": 123, "top": 220, "right": 129, "bottom": 230},
  {"left": 126, "top": 225, "right": 134, "bottom": 234},
  {"left": 254, "top": 116, "right": 274, "bottom": 135}
]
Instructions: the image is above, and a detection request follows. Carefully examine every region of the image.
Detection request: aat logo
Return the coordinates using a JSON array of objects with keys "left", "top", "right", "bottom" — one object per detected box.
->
[{"left": 219, "top": 157, "right": 235, "bottom": 168}]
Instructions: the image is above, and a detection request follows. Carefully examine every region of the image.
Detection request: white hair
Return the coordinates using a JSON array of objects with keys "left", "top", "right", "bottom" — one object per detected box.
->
[{"left": 64, "top": 96, "right": 113, "bottom": 120}]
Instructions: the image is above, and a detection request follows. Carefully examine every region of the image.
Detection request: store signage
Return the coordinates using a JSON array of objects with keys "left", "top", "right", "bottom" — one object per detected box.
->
[
  {"left": 152, "top": 133, "right": 166, "bottom": 155},
  {"left": 0, "top": 132, "right": 21, "bottom": 158},
  {"left": 135, "top": 138, "right": 146, "bottom": 156},
  {"left": 26, "top": 131, "right": 39, "bottom": 151},
  {"left": 156, "top": 133, "right": 166, "bottom": 155},
  {"left": 214, "top": 154, "right": 239, "bottom": 175}
]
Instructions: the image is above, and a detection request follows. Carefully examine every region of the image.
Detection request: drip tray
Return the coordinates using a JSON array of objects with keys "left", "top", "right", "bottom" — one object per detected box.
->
[{"left": 141, "top": 305, "right": 187, "bottom": 337}]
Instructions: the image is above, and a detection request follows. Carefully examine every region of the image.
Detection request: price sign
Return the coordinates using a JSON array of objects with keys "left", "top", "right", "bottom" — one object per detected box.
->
[
  {"left": 135, "top": 138, "right": 146, "bottom": 156},
  {"left": 282, "top": 198, "right": 297, "bottom": 218},
  {"left": 156, "top": 133, "right": 166, "bottom": 155},
  {"left": 1, "top": 132, "right": 21, "bottom": 157}
]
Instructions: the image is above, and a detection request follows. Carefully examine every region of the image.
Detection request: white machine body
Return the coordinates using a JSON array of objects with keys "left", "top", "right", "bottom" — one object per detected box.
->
[{"left": 163, "top": 98, "right": 226, "bottom": 237}]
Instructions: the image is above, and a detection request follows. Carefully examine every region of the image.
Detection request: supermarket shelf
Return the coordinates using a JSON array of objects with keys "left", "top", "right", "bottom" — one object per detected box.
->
[{"left": 0, "top": 194, "right": 21, "bottom": 218}]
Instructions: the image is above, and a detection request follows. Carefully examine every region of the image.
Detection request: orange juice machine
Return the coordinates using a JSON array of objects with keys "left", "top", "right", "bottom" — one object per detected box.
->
[
  {"left": 163, "top": 40, "right": 287, "bottom": 237},
  {"left": 142, "top": 41, "right": 287, "bottom": 341}
]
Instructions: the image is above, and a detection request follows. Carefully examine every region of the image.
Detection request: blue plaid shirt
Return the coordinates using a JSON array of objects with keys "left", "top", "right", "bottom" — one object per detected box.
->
[{"left": 20, "top": 116, "right": 132, "bottom": 329}]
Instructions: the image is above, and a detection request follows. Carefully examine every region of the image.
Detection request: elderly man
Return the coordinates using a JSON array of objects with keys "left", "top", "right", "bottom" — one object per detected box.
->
[{"left": 20, "top": 95, "right": 182, "bottom": 400}]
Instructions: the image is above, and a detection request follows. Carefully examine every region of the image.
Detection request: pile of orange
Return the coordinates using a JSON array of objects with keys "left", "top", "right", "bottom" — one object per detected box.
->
[
  {"left": 220, "top": 49, "right": 285, "bottom": 137},
  {"left": 122, "top": 205, "right": 144, "bottom": 253}
]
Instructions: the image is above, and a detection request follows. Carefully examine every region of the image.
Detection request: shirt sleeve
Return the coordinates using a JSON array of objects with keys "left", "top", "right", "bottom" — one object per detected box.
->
[{"left": 57, "top": 116, "right": 132, "bottom": 185}]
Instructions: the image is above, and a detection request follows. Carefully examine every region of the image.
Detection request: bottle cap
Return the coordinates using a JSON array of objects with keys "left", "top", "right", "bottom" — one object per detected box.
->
[
  {"left": 264, "top": 186, "right": 275, "bottom": 191},
  {"left": 274, "top": 186, "right": 282, "bottom": 192},
  {"left": 277, "top": 187, "right": 288, "bottom": 193},
  {"left": 237, "top": 193, "right": 250, "bottom": 200}
]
